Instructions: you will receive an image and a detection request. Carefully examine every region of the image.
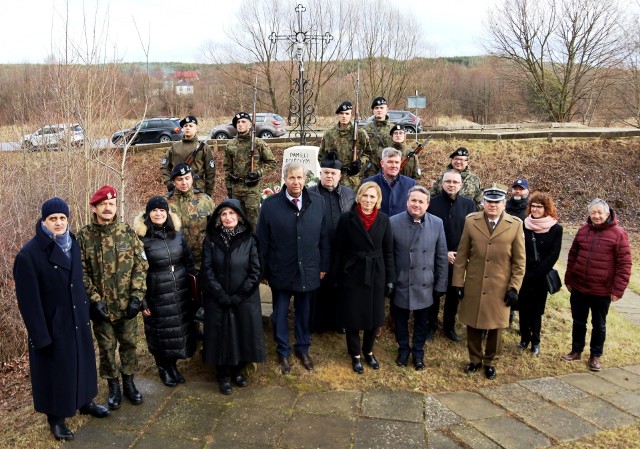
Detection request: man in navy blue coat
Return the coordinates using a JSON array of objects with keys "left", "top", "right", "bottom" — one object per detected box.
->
[
  {"left": 363, "top": 147, "right": 416, "bottom": 217},
  {"left": 13, "top": 198, "right": 110, "bottom": 441},
  {"left": 257, "top": 162, "right": 331, "bottom": 374}
]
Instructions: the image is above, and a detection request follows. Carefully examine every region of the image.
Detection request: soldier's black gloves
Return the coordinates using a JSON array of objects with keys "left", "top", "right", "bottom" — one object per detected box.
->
[
  {"left": 384, "top": 282, "right": 395, "bottom": 299},
  {"left": 126, "top": 298, "right": 142, "bottom": 319},
  {"left": 228, "top": 172, "right": 242, "bottom": 184},
  {"left": 244, "top": 171, "right": 260, "bottom": 187},
  {"left": 346, "top": 159, "right": 362, "bottom": 176},
  {"left": 504, "top": 288, "right": 519, "bottom": 307},
  {"left": 90, "top": 301, "right": 110, "bottom": 322},
  {"left": 454, "top": 287, "right": 465, "bottom": 301},
  {"left": 229, "top": 294, "right": 243, "bottom": 306}
]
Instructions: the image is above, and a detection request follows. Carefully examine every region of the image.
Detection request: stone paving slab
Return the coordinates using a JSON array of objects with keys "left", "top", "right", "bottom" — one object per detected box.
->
[
  {"left": 427, "top": 430, "right": 465, "bottom": 448},
  {"left": 134, "top": 434, "right": 206, "bottom": 449},
  {"left": 449, "top": 424, "right": 502, "bottom": 449},
  {"left": 433, "top": 391, "right": 505, "bottom": 421},
  {"left": 212, "top": 406, "right": 290, "bottom": 447},
  {"left": 561, "top": 396, "right": 639, "bottom": 430},
  {"left": 424, "top": 395, "right": 463, "bottom": 430},
  {"left": 623, "top": 364, "right": 640, "bottom": 376},
  {"left": 171, "top": 380, "right": 229, "bottom": 403},
  {"left": 230, "top": 385, "right": 298, "bottom": 410},
  {"left": 593, "top": 367, "right": 640, "bottom": 391},
  {"left": 145, "top": 397, "right": 223, "bottom": 439},
  {"left": 295, "top": 390, "right": 361, "bottom": 416},
  {"left": 518, "top": 376, "right": 589, "bottom": 403},
  {"left": 67, "top": 427, "right": 136, "bottom": 449},
  {"left": 557, "top": 372, "right": 625, "bottom": 396},
  {"left": 355, "top": 417, "right": 425, "bottom": 449},
  {"left": 470, "top": 416, "right": 550, "bottom": 449},
  {"left": 361, "top": 390, "right": 424, "bottom": 423},
  {"left": 479, "top": 382, "right": 546, "bottom": 414},
  {"left": 600, "top": 390, "right": 640, "bottom": 418},
  {"left": 518, "top": 403, "right": 598, "bottom": 442},
  {"left": 281, "top": 413, "right": 354, "bottom": 449}
]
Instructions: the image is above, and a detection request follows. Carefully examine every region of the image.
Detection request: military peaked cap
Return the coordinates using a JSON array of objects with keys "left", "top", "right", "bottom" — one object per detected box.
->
[{"left": 483, "top": 183, "right": 507, "bottom": 201}]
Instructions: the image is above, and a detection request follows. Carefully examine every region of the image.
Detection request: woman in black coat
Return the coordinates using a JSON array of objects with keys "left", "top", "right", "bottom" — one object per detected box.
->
[
  {"left": 201, "top": 199, "right": 265, "bottom": 394},
  {"left": 333, "top": 182, "right": 396, "bottom": 374},
  {"left": 13, "top": 198, "right": 110, "bottom": 441},
  {"left": 517, "top": 192, "right": 563, "bottom": 355},
  {"left": 134, "top": 196, "right": 197, "bottom": 387}
]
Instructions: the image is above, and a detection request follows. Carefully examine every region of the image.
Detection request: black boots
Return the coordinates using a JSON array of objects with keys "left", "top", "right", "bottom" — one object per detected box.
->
[
  {"left": 50, "top": 422, "right": 74, "bottom": 441},
  {"left": 122, "top": 373, "right": 143, "bottom": 405},
  {"left": 107, "top": 378, "right": 122, "bottom": 410},
  {"left": 169, "top": 360, "right": 185, "bottom": 384},
  {"left": 158, "top": 365, "right": 177, "bottom": 387}
]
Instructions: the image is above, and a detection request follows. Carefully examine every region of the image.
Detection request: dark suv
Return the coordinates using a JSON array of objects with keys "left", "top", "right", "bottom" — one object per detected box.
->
[
  {"left": 210, "top": 113, "right": 286, "bottom": 139},
  {"left": 111, "top": 117, "right": 183, "bottom": 146},
  {"left": 359, "top": 110, "right": 423, "bottom": 133}
]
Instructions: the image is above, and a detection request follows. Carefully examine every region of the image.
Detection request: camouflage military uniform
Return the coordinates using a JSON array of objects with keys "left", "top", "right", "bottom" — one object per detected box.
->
[
  {"left": 431, "top": 164, "right": 483, "bottom": 209},
  {"left": 161, "top": 138, "right": 216, "bottom": 196},
  {"left": 363, "top": 117, "right": 393, "bottom": 177},
  {"left": 77, "top": 215, "right": 148, "bottom": 379},
  {"left": 393, "top": 141, "right": 422, "bottom": 180},
  {"left": 319, "top": 122, "right": 371, "bottom": 191},
  {"left": 166, "top": 188, "right": 215, "bottom": 271},
  {"left": 224, "top": 131, "right": 276, "bottom": 226}
]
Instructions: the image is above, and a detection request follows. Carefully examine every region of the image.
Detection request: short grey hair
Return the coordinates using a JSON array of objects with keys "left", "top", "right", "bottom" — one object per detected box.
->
[
  {"left": 283, "top": 161, "right": 305, "bottom": 177},
  {"left": 381, "top": 147, "right": 402, "bottom": 160},
  {"left": 407, "top": 185, "right": 430, "bottom": 201},
  {"left": 587, "top": 198, "right": 610, "bottom": 214}
]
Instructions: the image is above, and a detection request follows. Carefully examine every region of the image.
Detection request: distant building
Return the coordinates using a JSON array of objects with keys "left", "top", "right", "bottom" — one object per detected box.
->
[
  {"left": 175, "top": 80, "right": 194, "bottom": 96},
  {"left": 173, "top": 70, "right": 199, "bottom": 82}
]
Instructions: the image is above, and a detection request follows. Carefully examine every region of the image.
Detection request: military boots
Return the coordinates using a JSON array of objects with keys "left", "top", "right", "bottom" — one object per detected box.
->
[
  {"left": 122, "top": 374, "right": 143, "bottom": 405},
  {"left": 107, "top": 378, "right": 122, "bottom": 410}
]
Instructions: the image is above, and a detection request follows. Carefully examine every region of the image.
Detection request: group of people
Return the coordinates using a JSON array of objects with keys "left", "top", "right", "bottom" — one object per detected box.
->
[{"left": 13, "top": 105, "right": 632, "bottom": 442}]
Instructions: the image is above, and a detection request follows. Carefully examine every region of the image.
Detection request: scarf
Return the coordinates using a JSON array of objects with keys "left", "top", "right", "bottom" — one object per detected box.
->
[
  {"left": 357, "top": 204, "right": 378, "bottom": 231},
  {"left": 524, "top": 215, "right": 557, "bottom": 233},
  {"left": 219, "top": 223, "right": 247, "bottom": 248},
  {"left": 41, "top": 221, "right": 72, "bottom": 258}
]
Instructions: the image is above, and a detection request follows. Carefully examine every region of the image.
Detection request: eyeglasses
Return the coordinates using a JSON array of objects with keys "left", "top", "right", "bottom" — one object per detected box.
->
[{"left": 530, "top": 204, "right": 544, "bottom": 209}]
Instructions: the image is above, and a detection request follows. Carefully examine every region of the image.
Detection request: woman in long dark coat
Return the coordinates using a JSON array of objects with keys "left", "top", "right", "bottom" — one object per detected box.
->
[
  {"left": 517, "top": 192, "right": 563, "bottom": 355},
  {"left": 134, "top": 196, "right": 197, "bottom": 387},
  {"left": 201, "top": 199, "right": 265, "bottom": 394},
  {"left": 13, "top": 197, "right": 110, "bottom": 441},
  {"left": 333, "top": 182, "right": 395, "bottom": 374}
]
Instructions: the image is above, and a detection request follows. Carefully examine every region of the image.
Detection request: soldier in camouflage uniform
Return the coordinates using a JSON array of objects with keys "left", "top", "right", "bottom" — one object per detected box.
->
[
  {"left": 319, "top": 101, "right": 371, "bottom": 191},
  {"left": 165, "top": 163, "right": 215, "bottom": 271},
  {"left": 363, "top": 97, "right": 393, "bottom": 177},
  {"left": 389, "top": 124, "right": 422, "bottom": 180},
  {"left": 77, "top": 185, "right": 148, "bottom": 411},
  {"left": 223, "top": 112, "right": 277, "bottom": 226},
  {"left": 431, "top": 147, "right": 483, "bottom": 209},
  {"left": 161, "top": 115, "right": 216, "bottom": 196}
]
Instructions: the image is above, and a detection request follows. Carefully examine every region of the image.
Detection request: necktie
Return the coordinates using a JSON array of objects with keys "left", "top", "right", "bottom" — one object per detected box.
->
[
  {"left": 490, "top": 221, "right": 496, "bottom": 229},
  {"left": 292, "top": 198, "right": 299, "bottom": 209}
]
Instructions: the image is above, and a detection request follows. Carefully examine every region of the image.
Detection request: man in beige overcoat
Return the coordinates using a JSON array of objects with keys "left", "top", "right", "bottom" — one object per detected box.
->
[{"left": 452, "top": 185, "right": 525, "bottom": 380}]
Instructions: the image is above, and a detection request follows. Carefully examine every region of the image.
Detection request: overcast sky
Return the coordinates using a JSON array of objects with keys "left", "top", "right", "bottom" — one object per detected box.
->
[{"left": 0, "top": 0, "right": 497, "bottom": 64}]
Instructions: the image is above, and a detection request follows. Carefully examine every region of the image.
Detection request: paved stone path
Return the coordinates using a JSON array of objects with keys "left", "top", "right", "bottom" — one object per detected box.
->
[{"left": 65, "top": 230, "right": 640, "bottom": 449}]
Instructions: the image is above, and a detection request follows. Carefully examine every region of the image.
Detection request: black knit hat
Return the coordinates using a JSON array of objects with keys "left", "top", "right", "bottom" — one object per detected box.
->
[
  {"left": 41, "top": 197, "right": 70, "bottom": 220},
  {"left": 145, "top": 196, "right": 169, "bottom": 215}
]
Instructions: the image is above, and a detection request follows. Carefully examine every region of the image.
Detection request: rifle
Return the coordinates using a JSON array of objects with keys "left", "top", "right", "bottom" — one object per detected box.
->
[
  {"left": 400, "top": 136, "right": 431, "bottom": 171},
  {"left": 245, "top": 78, "right": 260, "bottom": 187},
  {"left": 352, "top": 64, "right": 360, "bottom": 162},
  {"left": 185, "top": 141, "right": 204, "bottom": 167}
]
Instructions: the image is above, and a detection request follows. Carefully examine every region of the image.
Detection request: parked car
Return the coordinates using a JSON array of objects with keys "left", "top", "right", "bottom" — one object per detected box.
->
[
  {"left": 111, "top": 117, "right": 183, "bottom": 146},
  {"left": 21, "top": 124, "right": 84, "bottom": 150},
  {"left": 358, "top": 110, "right": 423, "bottom": 133},
  {"left": 210, "top": 113, "right": 287, "bottom": 139}
]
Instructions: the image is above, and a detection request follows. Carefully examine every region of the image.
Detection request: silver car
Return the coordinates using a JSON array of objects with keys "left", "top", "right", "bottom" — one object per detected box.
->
[
  {"left": 210, "top": 113, "right": 287, "bottom": 139},
  {"left": 21, "top": 124, "right": 84, "bottom": 150}
]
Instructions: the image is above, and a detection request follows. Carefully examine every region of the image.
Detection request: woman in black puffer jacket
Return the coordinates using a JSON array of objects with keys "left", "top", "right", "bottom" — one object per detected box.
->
[
  {"left": 201, "top": 199, "right": 265, "bottom": 395},
  {"left": 134, "top": 196, "right": 197, "bottom": 387}
]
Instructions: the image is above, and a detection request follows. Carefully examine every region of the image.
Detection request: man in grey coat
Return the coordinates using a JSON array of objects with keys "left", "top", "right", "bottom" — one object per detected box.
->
[{"left": 390, "top": 186, "right": 448, "bottom": 370}]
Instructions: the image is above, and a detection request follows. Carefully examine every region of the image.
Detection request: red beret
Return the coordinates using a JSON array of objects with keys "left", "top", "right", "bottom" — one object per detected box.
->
[{"left": 90, "top": 185, "right": 118, "bottom": 205}]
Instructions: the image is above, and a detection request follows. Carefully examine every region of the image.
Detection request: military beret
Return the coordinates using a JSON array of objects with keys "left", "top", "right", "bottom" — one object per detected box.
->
[
  {"left": 232, "top": 112, "right": 251, "bottom": 128},
  {"left": 171, "top": 162, "right": 192, "bottom": 180},
  {"left": 512, "top": 179, "right": 529, "bottom": 189},
  {"left": 320, "top": 151, "right": 343, "bottom": 170},
  {"left": 90, "top": 185, "right": 117, "bottom": 205},
  {"left": 483, "top": 183, "right": 507, "bottom": 202},
  {"left": 180, "top": 115, "right": 197, "bottom": 127},
  {"left": 335, "top": 101, "right": 353, "bottom": 114},
  {"left": 371, "top": 97, "right": 387, "bottom": 109},
  {"left": 449, "top": 147, "right": 469, "bottom": 158},
  {"left": 389, "top": 124, "right": 404, "bottom": 136},
  {"left": 145, "top": 196, "right": 169, "bottom": 215},
  {"left": 42, "top": 197, "right": 70, "bottom": 220}
]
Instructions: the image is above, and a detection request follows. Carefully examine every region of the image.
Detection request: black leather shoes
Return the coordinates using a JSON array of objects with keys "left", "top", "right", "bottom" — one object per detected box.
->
[
  {"left": 413, "top": 356, "right": 425, "bottom": 371},
  {"left": 396, "top": 353, "right": 408, "bottom": 367},
  {"left": 158, "top": 366, "right": 177, "bottom": 387},
  {"left": 296, "top": 352, "right": 314, "bottom": 371},
  {"left": 107, "top": 378, "right": 121, "bottom": 410},
  {"left": 352, "top": 356, "right": 364, "bottom": 374},
  {"left": 531, "top": 344, "right": 540, "bottom": 356},
  {"left": 444, "top": 329, "right": 461, "bottom": 342},
  {"left": 484, "top": 365, "right": 497, "bottom": 380},
  {"left": 279, "top": 355, "right": 291, "bottom": 374},
  {"left": 364, "top": 353, "right": 380, "bottom": 370},
  {"left": 219, "top": 378, "right": 232, "bottom": 395},
  {"left": 50, "top": 423, "right": 74, "bottom": 441},
  {"left": 464, "top": 362, "right": 482, "bottom": 374},
  {"left": 122, "top": 374, "right": 143, "bottom": 405},
  {"left": 234, "top": 373, "right": 248, "bottom": 387},
  {"left": 79, "top": 401, "right": 111, "bottom": 418},
  {"left": 169, "top": 362, "right": 185, "bottom": 384},
  {"left": 516, "top": 341, "right": 529, "bottom": 349}
]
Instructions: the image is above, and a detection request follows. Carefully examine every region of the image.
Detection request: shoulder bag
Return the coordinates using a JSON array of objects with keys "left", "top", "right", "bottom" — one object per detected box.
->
[{"left": 531, "top": 235, "right": 562, "bottom": 294}]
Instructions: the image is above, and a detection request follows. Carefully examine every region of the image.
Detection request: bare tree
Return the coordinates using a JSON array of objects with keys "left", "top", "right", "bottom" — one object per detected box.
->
[
  {"left": 609, "top": 17, "right": 640, "bottom": 127},
  {"left": 485, "top": 0, "right": 629, "bottom": 122}
]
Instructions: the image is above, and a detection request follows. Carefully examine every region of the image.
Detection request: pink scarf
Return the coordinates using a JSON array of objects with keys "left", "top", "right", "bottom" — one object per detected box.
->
[{"left": 524, "top": 215, "right": 557, "bottom": 233}]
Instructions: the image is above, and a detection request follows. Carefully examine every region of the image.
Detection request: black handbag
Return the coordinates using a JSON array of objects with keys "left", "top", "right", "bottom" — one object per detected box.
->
[{"left": 532, "top": 235, "right": 562, "bottom": 294}]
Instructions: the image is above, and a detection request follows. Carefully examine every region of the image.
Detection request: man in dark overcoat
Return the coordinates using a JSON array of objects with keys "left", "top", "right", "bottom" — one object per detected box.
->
[
  {"left": 13, "top": 197, "right": 110, "bottom": 441},
  {"left": 257, "top": 162, "right": 330, "bottom": 374}
]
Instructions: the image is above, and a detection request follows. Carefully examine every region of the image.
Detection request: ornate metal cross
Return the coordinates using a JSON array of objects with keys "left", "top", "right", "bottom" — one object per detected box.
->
[{"left": 269, "top": 4, "right": 333, "bottom": 145}]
